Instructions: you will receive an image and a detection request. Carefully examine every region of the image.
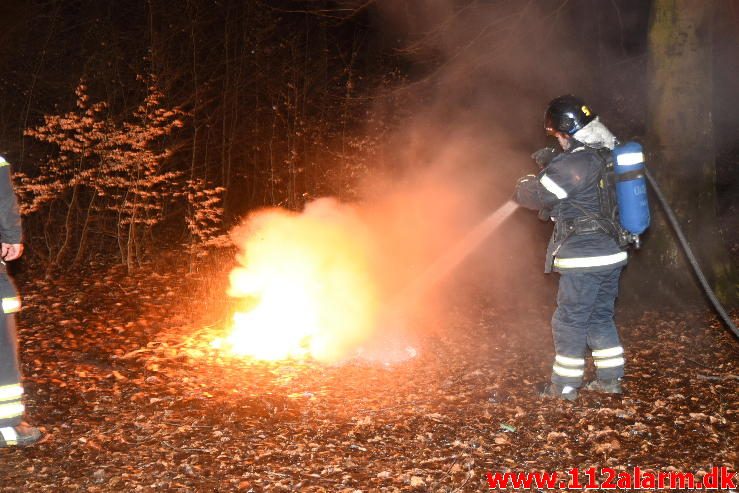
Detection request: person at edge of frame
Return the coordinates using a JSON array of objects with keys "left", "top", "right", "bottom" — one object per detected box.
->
[{"left": 0, "top": 154, "right": 42, "bottom": 447}]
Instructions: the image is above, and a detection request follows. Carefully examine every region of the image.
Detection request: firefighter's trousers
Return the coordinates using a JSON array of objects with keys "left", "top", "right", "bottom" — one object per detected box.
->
[
  {"left": 0, "top": 273, "right": 24, "bottom": 428},
  {"left": 550, "top": 267, "right": 625, "bottom": 388}
]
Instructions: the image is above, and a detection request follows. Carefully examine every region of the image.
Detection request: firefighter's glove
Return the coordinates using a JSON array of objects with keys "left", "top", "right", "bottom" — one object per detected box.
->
[
  {"left": 515, "top": 174, "right": 537, "bottom": 188},
  {"left": 513, "top": 174, "right": 537, "bottom": 202},
  {"left": 531, "top": 147, "right": 558, "bottom": 169}
]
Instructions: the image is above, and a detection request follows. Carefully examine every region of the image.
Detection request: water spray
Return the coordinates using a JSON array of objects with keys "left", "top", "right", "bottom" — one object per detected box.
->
[{"left": 390, "top": 200, "right": 519, "bottom": 311}]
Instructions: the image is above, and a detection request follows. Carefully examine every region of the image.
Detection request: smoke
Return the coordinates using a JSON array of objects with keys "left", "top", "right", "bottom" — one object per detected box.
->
[
  {"left": 358, "top": 0, "right": 656, "bottom": 312},
  {"left": 224, "top": 152, "right": 522, "bottom": 363},
  {"left": 223, "top": 126, "right": 543, "bottom": 363},
  {"left": 225, "top": 1, "right": 655, "bottom": 362},
  {"left": 357, "top": 2, "right": 594, "bottom": 307}
]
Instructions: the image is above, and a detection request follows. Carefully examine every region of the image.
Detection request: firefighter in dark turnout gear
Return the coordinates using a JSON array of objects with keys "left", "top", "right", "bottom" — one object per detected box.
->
[
  {"left": 0, "top": 155, "right": 41, "bottom": 446},
  {"left": 514, "top": 96, "right": 626, "bottom": 401}
]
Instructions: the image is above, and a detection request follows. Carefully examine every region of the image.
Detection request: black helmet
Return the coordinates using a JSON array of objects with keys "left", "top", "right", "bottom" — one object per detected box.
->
[{"left": 544, "top": 95, "right": 596, "bottom": 135}]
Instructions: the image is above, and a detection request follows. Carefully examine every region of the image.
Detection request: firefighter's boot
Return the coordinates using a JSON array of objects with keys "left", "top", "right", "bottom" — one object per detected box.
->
[
  {"left": 537, "top": 382, "right": 578, "bottom": 401},
  {"left": 0, "top": 422, "right": 41, "bottom": 447},
  {"left": 584, "top": 378, "right": 622, "bottom": 394}
]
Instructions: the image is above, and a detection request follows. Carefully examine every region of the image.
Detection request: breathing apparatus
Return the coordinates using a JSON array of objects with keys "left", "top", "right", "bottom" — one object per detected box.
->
[
  {"left": 546, "top": 95, "right": 651, "bottom": 248},
  {"left": 612, "top": 142, "right": 650, "bottom": 247}
]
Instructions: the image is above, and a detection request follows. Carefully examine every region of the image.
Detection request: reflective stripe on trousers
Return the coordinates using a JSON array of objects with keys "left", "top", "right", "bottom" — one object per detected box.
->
[
  {"left": 553, "top": 355, "right": 585, "bottom": 378},
  {"left": 1, "top": 297, "right": 20, "bottom": 314},
  {"left": 0, "top": 384, "right": 23, "bottom": 421},
  {"left": 592, "top": 345, "right": 625, "bottom": 369}
]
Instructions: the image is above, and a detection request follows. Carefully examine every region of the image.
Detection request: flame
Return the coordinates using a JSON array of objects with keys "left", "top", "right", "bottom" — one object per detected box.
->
[
  {"left": 219, "top": 198, "right": 381, "bottom": 362},
  {"left": 213, "top": 171, "right": 499, "bottom": 363}
]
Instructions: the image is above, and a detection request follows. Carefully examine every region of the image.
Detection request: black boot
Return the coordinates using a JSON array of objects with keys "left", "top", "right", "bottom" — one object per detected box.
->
[
  {"left": 537, "top": 382, "right": 578, "bottom": 401},
  {"left": 0, "top": 422, "right": 42, "bottom": 447},
  {"left": 584, "top": 378, "right": 623, "bottom": 394}
]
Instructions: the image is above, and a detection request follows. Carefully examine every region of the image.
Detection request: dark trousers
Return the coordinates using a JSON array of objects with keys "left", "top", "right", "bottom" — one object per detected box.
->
[
  {"left": 550, "top": 267, "right": 624, "bottom": 387},
  {"left": 0, "top": 274, "right": 23, "bottom": 428}
]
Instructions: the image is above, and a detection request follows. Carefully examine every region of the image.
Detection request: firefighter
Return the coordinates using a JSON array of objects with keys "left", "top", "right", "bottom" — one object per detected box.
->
[
  {"left": 0, "top": 155, "right": 41, "bottom": 446},
  {"left": 513, "top": 95, "right": 626, "bottom": 401}
]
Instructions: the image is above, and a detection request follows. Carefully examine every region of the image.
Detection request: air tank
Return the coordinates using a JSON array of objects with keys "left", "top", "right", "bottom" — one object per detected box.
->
[{"left": 612, "top": 141, "right": 650, "bottom": 235}]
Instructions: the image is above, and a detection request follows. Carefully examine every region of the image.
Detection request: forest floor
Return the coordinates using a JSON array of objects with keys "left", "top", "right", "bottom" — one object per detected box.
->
[{"left": 0, "top": 259, "right": 736, "bottom": 492}]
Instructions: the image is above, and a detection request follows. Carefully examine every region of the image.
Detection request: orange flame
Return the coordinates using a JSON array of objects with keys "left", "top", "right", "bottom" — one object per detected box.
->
[
  {"left": 213, "top": 168, "right": 508, "bottom": 363},
  {"left": 218, "top": 198, "right": 381, "bottom": 362}
]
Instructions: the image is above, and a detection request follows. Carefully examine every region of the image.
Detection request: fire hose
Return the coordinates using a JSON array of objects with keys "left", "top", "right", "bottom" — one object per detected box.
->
[{"left": 644, "top": 168, "right": 739, "bottom": 339}]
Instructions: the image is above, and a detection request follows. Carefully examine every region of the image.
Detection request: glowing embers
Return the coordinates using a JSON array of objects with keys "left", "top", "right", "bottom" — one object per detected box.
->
[{"left": 216, "top": 199, "right": 380, "bottom": 363}]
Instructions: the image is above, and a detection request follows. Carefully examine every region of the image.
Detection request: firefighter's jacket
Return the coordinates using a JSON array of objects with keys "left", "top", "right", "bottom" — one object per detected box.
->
[
  {"left": 0, "top": 157, "right": 21, "bottom": 246},
  {"left": 0, "top": 155, "right": 21, "bottom": 304},
  {"left": 514, "top": 145, "right": 627, "bottom": 273}
]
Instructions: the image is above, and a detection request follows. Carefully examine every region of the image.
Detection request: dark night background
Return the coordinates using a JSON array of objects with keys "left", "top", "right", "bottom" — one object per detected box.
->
[
  {"left": 0, "top": 0, "right": 735, "bottom": 301},
  {"left": 0, "top": 1, "right": 736, "bottom": 491}
]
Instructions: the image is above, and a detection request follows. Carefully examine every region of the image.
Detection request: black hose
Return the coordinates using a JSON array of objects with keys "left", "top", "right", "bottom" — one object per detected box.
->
[{"left": 644, "top": 168, "right": 739, "bottom": 339}]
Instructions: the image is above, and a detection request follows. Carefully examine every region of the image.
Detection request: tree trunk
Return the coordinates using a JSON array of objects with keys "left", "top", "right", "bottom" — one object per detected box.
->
[
  {"left": 643, "top": 0, "right": 737, "bottom": 307},
  {"left": 54, "top": 184, "right": 79, "bottom": 268},
  {"left": 73, "top": 192, "right": 96, "bottom": 266}
]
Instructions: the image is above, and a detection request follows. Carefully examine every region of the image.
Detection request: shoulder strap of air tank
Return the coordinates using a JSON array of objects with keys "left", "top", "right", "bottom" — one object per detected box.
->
[{"left": 566, "top": 145, "right": 623, "bottom": 242}]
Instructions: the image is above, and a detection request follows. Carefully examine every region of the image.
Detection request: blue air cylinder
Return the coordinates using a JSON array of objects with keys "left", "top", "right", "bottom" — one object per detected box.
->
[{"left": 612, "top": 141, "right": 650, "bottom": 235}]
